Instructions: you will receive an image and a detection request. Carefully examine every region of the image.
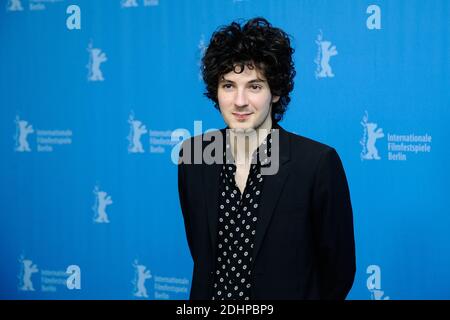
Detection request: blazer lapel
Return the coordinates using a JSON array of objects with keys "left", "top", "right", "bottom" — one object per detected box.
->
[
  {"left": 203, "top": 163, "right": 221, "bottom": 260},
  {"left": 202, "top": 125, "right": 291, "bottom": 267},
  {"left": 251, "top": 125, "right": 291, "bottom": 266},
  {"left": 203, "top": 128, "right": 226, "bottom": 263}
]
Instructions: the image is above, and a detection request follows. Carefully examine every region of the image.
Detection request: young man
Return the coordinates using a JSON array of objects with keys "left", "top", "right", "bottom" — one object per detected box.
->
[{"left": 178, "top": 17, "right": 356, "bottom": 300}]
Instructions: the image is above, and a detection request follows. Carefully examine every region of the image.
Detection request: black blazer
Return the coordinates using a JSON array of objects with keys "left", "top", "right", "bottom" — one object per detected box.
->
[{"left": 178, "top": 124, "right": 356, "bottom": 300}]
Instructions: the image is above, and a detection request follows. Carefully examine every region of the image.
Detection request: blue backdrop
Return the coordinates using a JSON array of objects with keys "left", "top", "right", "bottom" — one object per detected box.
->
[{"left": 1, "top": 0, "right": 449, "bottom": 299}]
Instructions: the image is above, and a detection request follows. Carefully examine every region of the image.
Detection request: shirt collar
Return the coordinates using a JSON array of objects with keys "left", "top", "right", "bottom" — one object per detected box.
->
[{"left": 223, "top": 129, "right": 273, "bottom": 168}]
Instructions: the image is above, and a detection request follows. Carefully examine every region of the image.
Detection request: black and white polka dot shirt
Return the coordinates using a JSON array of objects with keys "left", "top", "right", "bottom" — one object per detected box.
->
[{"left": 211, "top": 131, "right": 272, "bottom": 300}]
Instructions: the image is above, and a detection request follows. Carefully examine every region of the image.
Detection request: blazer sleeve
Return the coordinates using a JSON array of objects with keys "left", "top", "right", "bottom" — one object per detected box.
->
[
  {"left": 178, "top": 158, "right": 194, "bottom": 258},
  {"left": 312, "top": 147, "right": 356, "bottom": 300}
]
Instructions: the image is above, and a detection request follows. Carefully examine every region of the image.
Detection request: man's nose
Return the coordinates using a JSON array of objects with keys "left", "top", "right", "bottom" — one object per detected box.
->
[{"left": 234, "top": 88, "right": 248, "bottom": 107}]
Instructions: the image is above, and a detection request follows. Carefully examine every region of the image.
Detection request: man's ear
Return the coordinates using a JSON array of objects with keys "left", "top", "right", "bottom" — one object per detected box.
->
[{"left": 272, "top": 95, "right": 280, "bottom": 103}]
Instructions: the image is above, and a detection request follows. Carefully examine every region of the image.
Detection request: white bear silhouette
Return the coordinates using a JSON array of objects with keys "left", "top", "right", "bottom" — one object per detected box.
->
[
  {"left": 20, "top": 259, "right": 39, "bottom": 291},
  {"left": 133, "top": 263, "right": 152, "bottom": 298},
  {"left": 7, "top": 0, "right": 24, "bottom": 11},
  {"left": 88, "top": 47, "right": 107, "bottom": 81},
  {"left": 129, "top": 120, "right": 147, "bottom": 153},
  {"left": 317, "top": 41, "right": 338, "bottom": 78},
  {"left": 16, "top": 120, "right": 34, "bottom": 152},
  {"left": 363, "top": 122, "right": 384, "bottom": 160},
  {"left": 94, "top": 190, "right": 113, "bottom": 223}
]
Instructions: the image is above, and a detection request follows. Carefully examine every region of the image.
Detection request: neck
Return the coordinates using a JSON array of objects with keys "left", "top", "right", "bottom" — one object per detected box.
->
[{"left": 229, "top": 115, "right": 272, "bottom": 167}]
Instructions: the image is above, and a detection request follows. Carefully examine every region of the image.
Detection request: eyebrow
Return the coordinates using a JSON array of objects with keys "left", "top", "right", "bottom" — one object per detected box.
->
[{"left": 219, "top": 77, "right": 266, "bottom": 84}]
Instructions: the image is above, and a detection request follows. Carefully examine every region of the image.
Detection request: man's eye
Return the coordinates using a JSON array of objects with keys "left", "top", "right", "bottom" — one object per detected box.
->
[
  {"left": 222, "top": 84, "right": 233, "bottom": 89},
  {"left": 250, "top": 85, "right": 262, "bottom": 90}
]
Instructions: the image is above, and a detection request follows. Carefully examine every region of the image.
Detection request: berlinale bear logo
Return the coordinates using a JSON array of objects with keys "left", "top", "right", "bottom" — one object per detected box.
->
[
  {"left": 18, "top": 256, "right": 39, "bottom": 291},
  {"left": 315, "top": 30, "right": 338, "bottom": 79},
  {"left": 15, "top": 116, "right": 34, "bottom": 152},
  {"left": 87, "top": 41, "right": 107, "bottom": 82},
  {"left": 92, "top": 185, "right": 113, "bottom": 223},
  {"left": 133, "top": 260, "right": 152, "bottom": 298},
  {"left": 128, "top": 112, "right": 148, "bottom": 153},
  {"left": 360, "top": 111, "right": 384, "bottom": 160}
]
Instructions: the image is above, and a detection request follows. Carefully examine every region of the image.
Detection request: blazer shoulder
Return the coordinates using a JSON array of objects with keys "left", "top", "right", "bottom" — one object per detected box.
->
[
  {"left": 282, "top": 130, "right": 347, "bottom": 185},
  {"left": 285, "top": 130, "right": 335, "bottom": 157}
]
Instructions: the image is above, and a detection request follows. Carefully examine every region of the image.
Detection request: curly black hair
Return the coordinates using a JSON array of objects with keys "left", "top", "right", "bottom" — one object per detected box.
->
[{"left": 201, "top": 17, "right": 295, "bottom": 123}]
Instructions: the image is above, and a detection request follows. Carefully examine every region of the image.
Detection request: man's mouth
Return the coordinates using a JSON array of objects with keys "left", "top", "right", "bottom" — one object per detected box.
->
[{"left": 232, "top": 112, "right": 253, "bottom": 120}]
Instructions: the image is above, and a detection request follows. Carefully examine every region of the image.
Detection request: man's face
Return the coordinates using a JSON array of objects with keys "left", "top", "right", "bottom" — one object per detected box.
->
[{"left": 217, "top": 65, "right": 279, "bottom": 130}]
